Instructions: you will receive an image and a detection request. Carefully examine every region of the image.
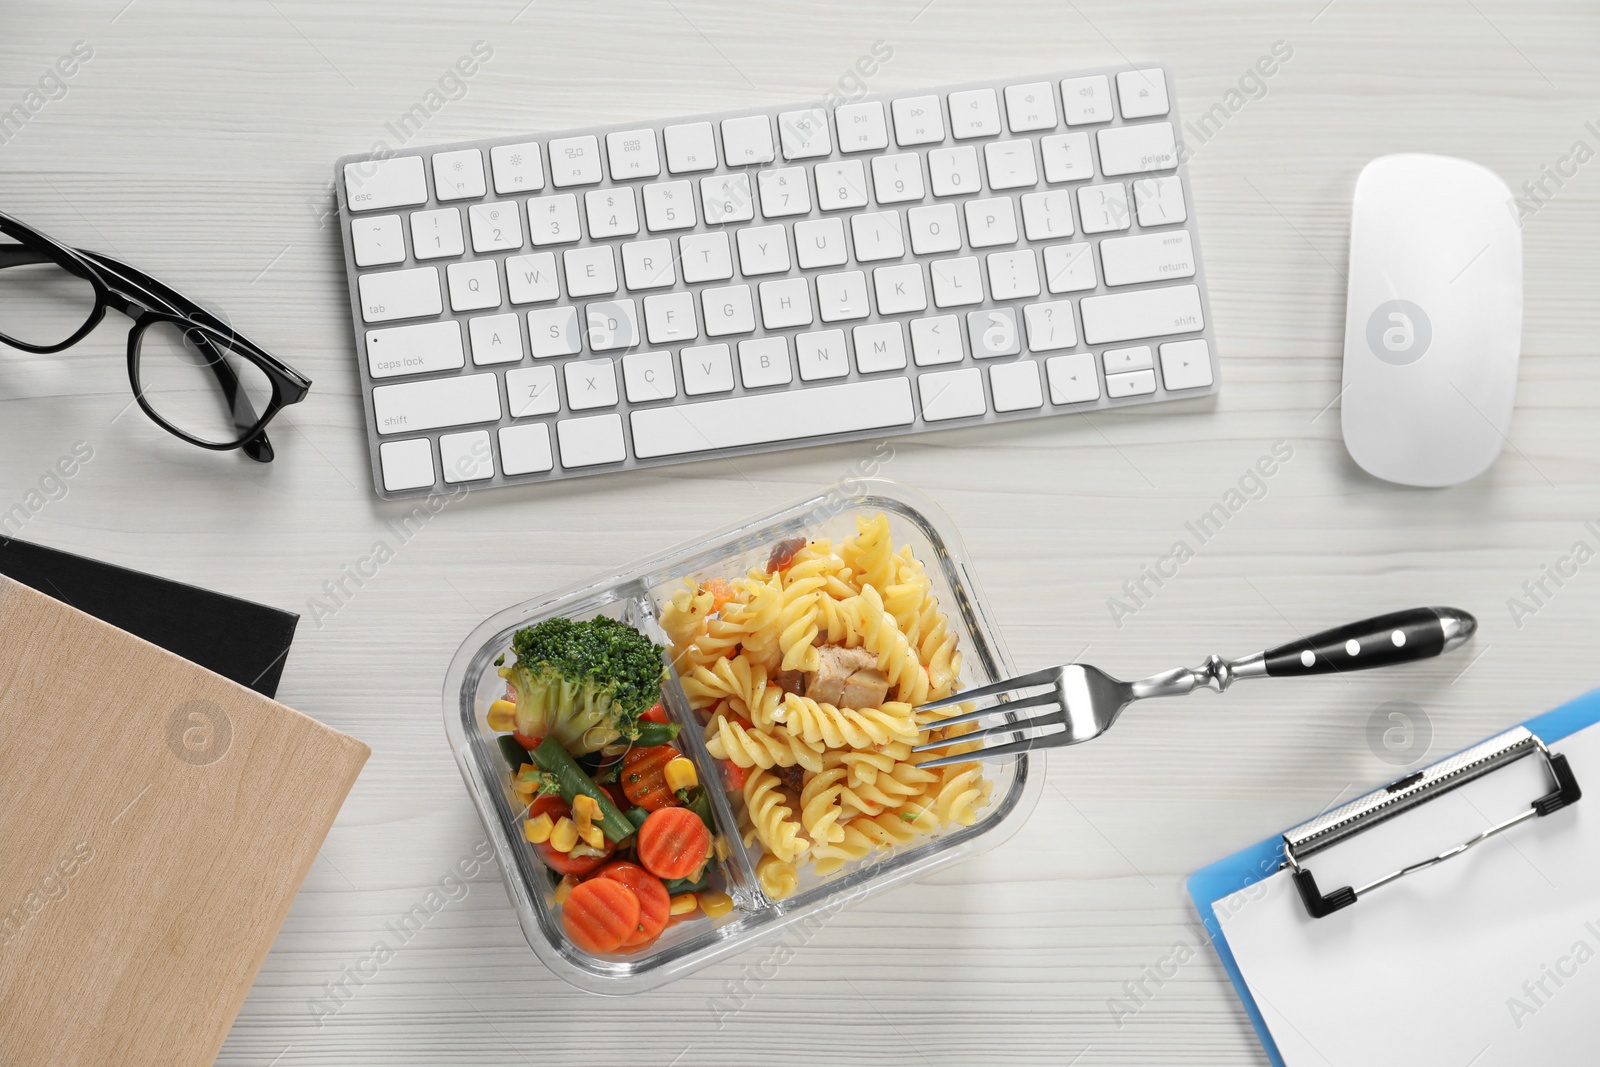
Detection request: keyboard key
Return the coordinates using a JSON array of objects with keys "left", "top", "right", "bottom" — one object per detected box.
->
[
  {"left": 468, "top": 312, "right": 524, "bottom": 365},
  {"left": 643, "top": 180, "right": 697, "bottom": 231},
  {"left": 910, "top": 315, "right": 964, "bottom": 365},
  {"left": 621, "top": 239, "right": 676, "bottom": 290},
  {"left": 680, "top": 232, "right": 734, "bottom": 282},
  {"left": 469, "top": 201, "right": 523, "bottom": 253},
  {"left": 491, "top": 142, "right": 545, "bottom": 194},
  {"left": 835, "top": 101, "right": 889, "bottom": 152},
  {"left": 1080, "top": 284, "right": 1204, "bottom": 344},
  {"left": 929, "top": 257, "right": 982, "bottom": 307},
  {"left": 623, "top": 350, "right": 677, "bottom": 402},
  {"left": 1097, "top": 122, "right": 1177, "bottom": 175},
  {"left": 1099, "top": 230, "right": 1196, "bottom": 287},
  {"left": 506, "top": 365, "right": 560, "bottom": 417},
  {"left": 528, "top": 307, "right": 582, "bottom": 357},
  {"left": 1023, "top": 300, "right": 1077, "bottom": 351},
  {"left": 759, "top": 277, "right": 813, "bottom": 329},
  {"left": 1102, "top": 345, "right": 1153, "bottom": 372},
  {"left": 1106, "top": 368, "right": 1157, "bottom": 397},
  {"left": 448, "top": 260, "right": 502, "bottom": 311},
  {"left": 908, "top": 204, "right": 962, "bottom": 255},
  {"left": 557, "top": 413, "right": 626, "bottom": 467},
  {"left": 918, "top": 367, "right": 986, "bottom": 421},
  {"left": 358, "top": 266, "right": 442, "bottom": 323},
  {"left": 1021, "top": 191, "right": 1075, "bottom": 240},
  {"left": 1039, "top": 132, "right": 1094, "bottom": 183},
  {"left": 873, "top": 263, "right": 927, "bottom": 314},
  {"left": 373, "top": 372, "right": 500, "bottom": 434},
  {"left": 872, "top": 154, "right": 926, "bottom": 203},
  {"left": 928, "top": 146, "right": 981, "bottom": 198},
  {"left": 967, "top": 308, "right": 1021, "bottom": 358},
  {"left": 720, "top": 115, "right": 775, "bottom": 165},
  {"left": 528, "top": 194, "right": 582, "bottom": 245},
  {"left": 352, "top": 215, "right": 404, "bottom": 267},
  {"left": 815, "top": 160, "right": 870, "bottom": 210},
  {"left": 664, "top": 121, "right": 717, "bottom": 173},
  {"left": 985, "top": 250, "right": 1040, "bottom": 300},
  {"left": 984, "top": 140, "right": 1038, "bottom": 190},
  {"left": 817, "top": 271, "right": 870, "bottom": 321},
  {"left": 891, "top": 95, "right": 944, "bottom": 146},
  {"left": 365, "top": 321, "right": 464, "bottom": 379},
  {"left": 1060, "top": 75, "right": 1113, "bottom": 125},
  {"left": 1043, "top": 242, "right": 1097, "bottom": 292},
  {"left": 1159, "top": 339, "right": 1213, "bottom": 390},
  {"left": 850, "top": 211, "right": 905, "bottom": 261},
  {"left": 498, "top": 423, "right": 553, "bottom": 475},
  {"left": 778, "top": 108, "right": 832, "bottom": 159},
  {"left": 498, "top": 242, "right": 569, "bottom": 311},
  {"left": 440, "top": 429, "right": 494, "bottom": 482},
  {"left": 583, "top": 299, "right": 639, "bottom": 351},
  {"left": 564, "top": 358, "right": 619, "bottom": 409},
  {"left": 1133, "top": 175, "right": 1187, "bottom": 226},
  {"left": 379, "top": 438, "right": 434, "bottom": 491},
  {"left": 563, "top": 246, "right": 617, "bottom": 297},
  {"left": 739, "top": 337, "right": 792, "bottom": 388},
  {"left": 853, "top": 322, "right": 908, "bottom": 373},
  {"left": 549, "top": 135, "right": 603, "bottom": 186},
  {"left": 345, "top": 156, "right": 426, "bottom": 212},
  {"left": 702, "top": 284, "right": 756, "bottom": 336},
  {"left": 948, "top": 89, "right": 1002, "bottom": 139},
  {"left": 1046, "top": 353, "right": 1100, "bottom": 404},
  {"left": 644, "top": 291, "right": 698, "bottom": 344},
  {"left": 630, "top": 378, "right": 914, "bottom": 459},
  {"left": 795, "top": 217, "right": 848, "bottom": 268},
  {"left": 680, "top": 343, "right": 734, "bottom": 395},
  {"left": 606, "top": 129, "right": 661, "bottom": 180},
  {"left": 736, "top": 224, "right": 791, "bottom": 275},
  {"left": 1116, "top": 68, "right": 1169, "bottom": 119},
  {"left": 701, "top": 174, "right": 755, "bottom": 224},
  {"left": 964, "top": 197, "right": 1018, "bottom": 247},
  {"left": 1003, "top": 82, "right": 1057, "bottom": 132},
  {"left": 758, "top": 167, "right": 811, "bottom": 217},
  {"left": 584, "top": 187, "right": 639, "bottom": 238},
  {"left": 434, "top": 149, "right": 487, "bottom": 201},
  {"left": 796, "top": 329, "right": 849, "bottom": 380},
  {"left": 1078, "top": 183, "right": 1130, "bottom": 233},
  {"left": 990, "top": 360, "right": 1044, "bottom": 411},
  {"left": 411, "top": 208, "right": 464, "bottom": 260}
]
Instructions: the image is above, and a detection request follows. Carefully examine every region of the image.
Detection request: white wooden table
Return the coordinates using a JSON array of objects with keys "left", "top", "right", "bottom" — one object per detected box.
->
[{"left": 4, "top": 1, "right": 1599, "bottom": 1062}]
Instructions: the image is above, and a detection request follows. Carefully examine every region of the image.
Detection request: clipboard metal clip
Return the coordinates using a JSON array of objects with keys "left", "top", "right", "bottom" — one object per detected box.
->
[{"left": 1281, "top": 726, "right": 1582, "bottom": 918}]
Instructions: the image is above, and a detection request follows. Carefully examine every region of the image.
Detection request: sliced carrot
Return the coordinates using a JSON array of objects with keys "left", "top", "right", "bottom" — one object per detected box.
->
[
  {"left": 561, "top": 877, "right": 640, "bottom": 955},
  {"left": 621, "top": 745, "right": 683, "bottom": 811},
  {"left": 600, "top": 861, "right": 672, "bottom": 948},
  {"left": 637, "top": 806, "right": 713, "bottom": 881},
  {"left": 642, "top": 702, "right": 669, "bottom": 724}
]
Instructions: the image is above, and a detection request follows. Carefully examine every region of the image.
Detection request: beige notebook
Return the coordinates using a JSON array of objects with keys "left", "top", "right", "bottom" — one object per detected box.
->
[{"left": 0, "top": 576, "right": 369, "bottom": 1067}]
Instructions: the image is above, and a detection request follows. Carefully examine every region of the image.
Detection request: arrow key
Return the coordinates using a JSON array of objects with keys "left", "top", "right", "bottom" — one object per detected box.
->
[{"left": 1046, "top": 352, "right": 1101, "bottom": 405}]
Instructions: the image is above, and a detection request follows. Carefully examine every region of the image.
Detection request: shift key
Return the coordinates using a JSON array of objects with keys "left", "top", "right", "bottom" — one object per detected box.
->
[
  {"left": 1080, "top": 284, "right": 1203, "bottom": 344},
  {"left": 373, "top": 372, "right": 501, "bottom": 434}
]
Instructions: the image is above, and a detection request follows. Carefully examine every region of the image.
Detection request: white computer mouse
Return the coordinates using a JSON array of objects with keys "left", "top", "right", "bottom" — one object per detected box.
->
[{"left": 1340, "top": 153, "right": 1522, "bottom": 487}]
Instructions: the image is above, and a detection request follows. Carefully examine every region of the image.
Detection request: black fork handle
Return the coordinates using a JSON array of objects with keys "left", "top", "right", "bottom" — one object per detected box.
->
[{"left": 1261, "top": 607, "right": 1476, "bottom": 676}]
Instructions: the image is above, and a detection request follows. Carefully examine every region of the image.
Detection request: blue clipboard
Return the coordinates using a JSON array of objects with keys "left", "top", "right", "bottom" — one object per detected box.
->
[{"left": 1186, "top": 687, "right": 1600, "bottom": 1067}]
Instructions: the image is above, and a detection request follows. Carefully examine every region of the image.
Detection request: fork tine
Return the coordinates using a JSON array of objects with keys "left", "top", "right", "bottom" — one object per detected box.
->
[
  {"left": 915, "top": 690, "right": 1062, "bottom": 732},
  {"left": 912, "top": 666, "right": 1061, "bottom": 712},
  {"left": 916, "top": 729, "right": 1069, "bottom": 770},
  {"left": 912, "top": 709, "right": 1064, "bottom": 753}
]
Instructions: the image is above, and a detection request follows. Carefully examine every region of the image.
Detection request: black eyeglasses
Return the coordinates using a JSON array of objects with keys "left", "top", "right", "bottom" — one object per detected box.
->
[{"left": 0, "top": 210, "right": 310, "bottom": 462}]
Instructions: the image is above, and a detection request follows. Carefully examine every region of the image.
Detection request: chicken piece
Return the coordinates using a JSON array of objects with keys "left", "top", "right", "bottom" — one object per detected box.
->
[{"left": 805, "top": 645, "right": 890, "bottom": 708}]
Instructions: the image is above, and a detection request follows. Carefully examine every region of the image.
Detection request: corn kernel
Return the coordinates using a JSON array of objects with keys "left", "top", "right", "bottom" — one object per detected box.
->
[
  {"left": 663, "top": 756, "right": 699, "bottom": 792},
  {"left": 713, "top": 835, "right": 731, "bottom": 861},
  {"left": 573, "top": 794, "right": 599, "bottom": 819},
  {"left": 698, "top": 890, "right": 734, "bottom": 918},
  {"left": 487, "top": 699, "right": 518, "bottom": 732},
  {"left": 580, "top": 824, "right": 605, "bottom": 849},
  {"left": 549, "top": 816, "right": 578, "bottom": 853},
  {"left": 553, "top": 875, "right": 577, "bottom": 905},
  {"left": 669, "top": 892, "right": 699, "bottom": 916},
  {"left": 523, "top": 813, "right": 554, "bottom": 844}
]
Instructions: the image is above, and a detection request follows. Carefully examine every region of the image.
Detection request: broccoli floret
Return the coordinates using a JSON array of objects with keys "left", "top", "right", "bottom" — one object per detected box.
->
[{"left": 506, "top": 616, "right": 667, "bottom": 755}]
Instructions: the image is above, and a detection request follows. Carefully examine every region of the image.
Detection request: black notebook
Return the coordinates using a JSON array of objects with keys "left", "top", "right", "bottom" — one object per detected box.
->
[{"left": 0, "top": 536, "right": 298, "bottom": 697}]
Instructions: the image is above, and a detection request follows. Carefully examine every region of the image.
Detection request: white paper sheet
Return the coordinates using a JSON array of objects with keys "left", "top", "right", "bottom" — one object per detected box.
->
[{"left": 1215, "top": 723, "right": 1600, "bottom": 1067}]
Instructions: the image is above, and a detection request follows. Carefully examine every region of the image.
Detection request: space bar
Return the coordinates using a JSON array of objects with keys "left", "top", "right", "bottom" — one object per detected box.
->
[{"left": 630, "top": 378, "right": 915, "bottom": 459}]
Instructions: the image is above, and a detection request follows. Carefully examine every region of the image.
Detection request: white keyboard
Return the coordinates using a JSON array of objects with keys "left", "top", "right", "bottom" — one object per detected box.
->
[{"left": 335, "top": 65, "right": 1218, "bottom": 498}]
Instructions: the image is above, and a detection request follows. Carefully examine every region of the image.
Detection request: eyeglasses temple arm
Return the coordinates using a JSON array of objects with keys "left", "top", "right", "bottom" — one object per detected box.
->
[{"left": 0, "top": 247, "right": 57, "bottom": 268}]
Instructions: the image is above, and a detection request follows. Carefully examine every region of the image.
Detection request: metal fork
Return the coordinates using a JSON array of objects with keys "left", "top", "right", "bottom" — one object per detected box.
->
[{"left": 912, "top": 606, "right": 1477, "bottom": 768}]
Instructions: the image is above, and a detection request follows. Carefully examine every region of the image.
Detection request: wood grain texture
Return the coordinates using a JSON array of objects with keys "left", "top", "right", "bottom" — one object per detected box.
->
[{"left": 2, "top": 0, "right": 1599, "bottom": 1063}]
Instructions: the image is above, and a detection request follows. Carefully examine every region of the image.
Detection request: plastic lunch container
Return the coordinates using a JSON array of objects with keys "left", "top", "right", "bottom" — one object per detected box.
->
[{"left": 443, "top": 479, "right": 1045, "bottom": 994}]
